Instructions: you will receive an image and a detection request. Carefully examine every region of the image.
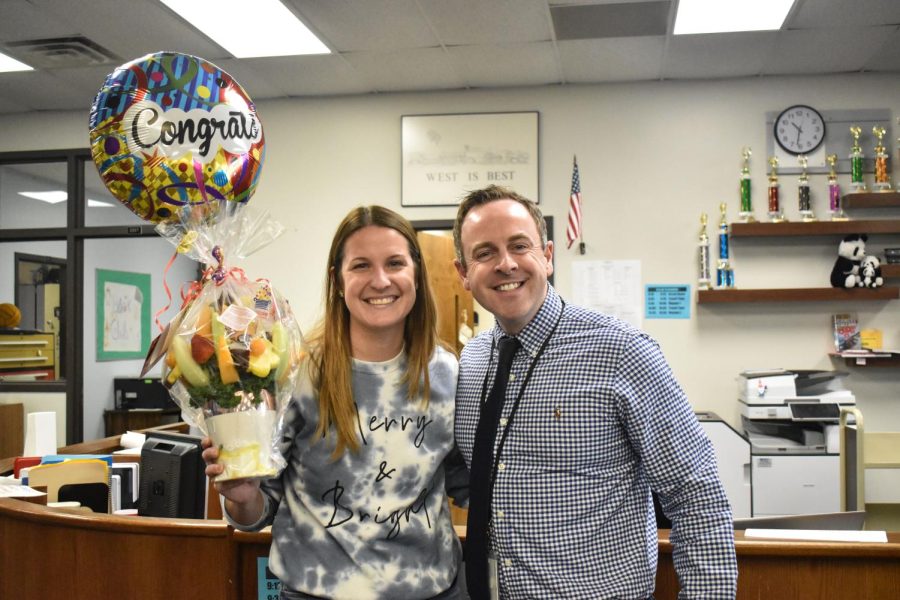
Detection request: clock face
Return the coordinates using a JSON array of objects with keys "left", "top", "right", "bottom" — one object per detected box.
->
[{"left": 774, "top": 105, "right": 826, "bottom": 155}]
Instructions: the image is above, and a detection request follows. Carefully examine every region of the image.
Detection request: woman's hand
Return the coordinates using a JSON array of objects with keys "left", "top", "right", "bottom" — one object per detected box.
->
[{"left": 201, "top": 437, "right": 265, "bottom": 517}]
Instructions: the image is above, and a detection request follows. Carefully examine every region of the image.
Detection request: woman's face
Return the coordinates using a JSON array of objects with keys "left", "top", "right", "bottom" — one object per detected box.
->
[{"left": 338, "top": 225, "right": 417, "bottom": 340}]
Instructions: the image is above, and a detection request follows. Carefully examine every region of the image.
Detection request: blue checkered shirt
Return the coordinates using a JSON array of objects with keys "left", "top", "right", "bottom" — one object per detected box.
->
[{"left": 456, "top": 286, "right": 737, "bottom": 599}]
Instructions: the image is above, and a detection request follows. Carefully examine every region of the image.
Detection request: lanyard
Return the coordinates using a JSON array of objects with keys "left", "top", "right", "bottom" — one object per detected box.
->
[{"left": 479, "top": 300, "right": 565, "bottom": 490}]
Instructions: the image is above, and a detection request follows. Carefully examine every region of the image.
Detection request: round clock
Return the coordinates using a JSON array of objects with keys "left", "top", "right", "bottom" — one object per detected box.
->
[{"left": 774, "top": 105, "right": 826, "bottom": 155}]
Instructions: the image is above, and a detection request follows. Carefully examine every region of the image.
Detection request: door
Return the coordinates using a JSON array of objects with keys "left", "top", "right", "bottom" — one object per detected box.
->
[{"left": 417, "top": 231, "right": 474, "bottom": 355}]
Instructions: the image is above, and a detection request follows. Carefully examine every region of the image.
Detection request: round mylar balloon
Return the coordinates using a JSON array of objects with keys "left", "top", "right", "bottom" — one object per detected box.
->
[{"left": 88, "top": 52, "right": 265, "bottom": 224}]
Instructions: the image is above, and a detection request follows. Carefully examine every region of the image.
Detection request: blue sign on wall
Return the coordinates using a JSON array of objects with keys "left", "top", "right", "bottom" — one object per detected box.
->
[{"left": 645, "top": 284, "right": 691, "bottom": 319}]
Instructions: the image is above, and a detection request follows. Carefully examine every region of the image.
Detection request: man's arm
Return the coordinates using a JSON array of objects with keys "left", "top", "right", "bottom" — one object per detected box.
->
[{"left": 615, "top": 333, "right": 737, "bottom": 599}]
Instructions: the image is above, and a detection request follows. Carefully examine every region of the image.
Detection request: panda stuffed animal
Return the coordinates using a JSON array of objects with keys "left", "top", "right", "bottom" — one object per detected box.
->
[
  {"left": 830, "top": 234, "right": 867, "bottom": 288},
  {"left": 860, "top": 255, "right": 884, "bottom": 288}
]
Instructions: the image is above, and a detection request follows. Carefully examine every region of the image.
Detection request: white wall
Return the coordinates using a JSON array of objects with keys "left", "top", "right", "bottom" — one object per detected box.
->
[{"left": 2, "top": 73, "right": 899, "bottom": 435}]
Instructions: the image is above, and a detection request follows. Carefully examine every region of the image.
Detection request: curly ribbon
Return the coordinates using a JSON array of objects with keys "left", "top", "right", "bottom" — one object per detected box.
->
[{"left": 153, "top": 249, "right": 180, "bottom": 332}]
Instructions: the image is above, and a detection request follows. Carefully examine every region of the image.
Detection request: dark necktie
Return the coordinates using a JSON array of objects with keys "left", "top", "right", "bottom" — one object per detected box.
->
[{"left": 466, "top": 336, "right": 520, "bottom": 600}]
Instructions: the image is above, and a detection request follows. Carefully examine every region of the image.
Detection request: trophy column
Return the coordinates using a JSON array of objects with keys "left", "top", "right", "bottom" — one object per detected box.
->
[
  {"left": 827, "top": 154, "right": 847, "bottom": 221},
  {"left": 798, "top": 155, "right": 816, "bottom": 222},
  {"left": 873, "top": 125, "right": 893, "bottom": 191},
  {"left": 767, "top": 156, "right": 785, "bottom": 222},
  {"left": 739, "top": 146, "right": 756, "bottom": 222},
  {"left": 849, "top": 126, "right": 867, "bottom": 193},
  {"left": 716, "top": 202, "right": 734, "bottom": 288},
  {"left": 698, "top": 213, "right": 711, "bottom": 291}
]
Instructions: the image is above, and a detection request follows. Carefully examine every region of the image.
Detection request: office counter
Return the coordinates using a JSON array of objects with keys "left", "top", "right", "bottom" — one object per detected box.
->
[
  {"left": 657, "top": 530, "right": 900, "bottom": 600},
  {"left": 3, "top": 431, "right": 899, "bottom": 599}
]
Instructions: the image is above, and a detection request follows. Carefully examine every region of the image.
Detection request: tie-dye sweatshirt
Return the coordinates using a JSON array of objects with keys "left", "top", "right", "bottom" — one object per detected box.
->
[{"left": 227, "top": 346, "right": 467, "bottom": 599}]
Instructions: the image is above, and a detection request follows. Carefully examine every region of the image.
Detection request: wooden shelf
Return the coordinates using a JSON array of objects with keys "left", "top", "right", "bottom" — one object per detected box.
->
[
  {"left": 882, "top": 264, "right": 900, "bottom": 279},
  {"left": 834, "top": 354, "right": 900, "bottom": 368},
  {"left": 697, "top": 287, "right": 900, "bottom": 303},
  {"left": 731, "top": 220, "right": 900, "bottom": 237},
  {"left": 842, "top": 191, "right": 900, "bottom": 209}
]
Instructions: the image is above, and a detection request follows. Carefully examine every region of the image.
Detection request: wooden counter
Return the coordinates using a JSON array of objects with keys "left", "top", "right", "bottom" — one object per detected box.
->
[
  {"left": 4, "top": 430, "right": 899, "bottom": 599},
  {"left": 656, "top": 530, "right": 900, "bottom": 599}
]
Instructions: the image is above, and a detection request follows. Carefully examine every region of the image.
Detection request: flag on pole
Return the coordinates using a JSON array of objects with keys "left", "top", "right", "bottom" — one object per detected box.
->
[{"left": 566, "top": 156, "right": 583, "bottom": 250}]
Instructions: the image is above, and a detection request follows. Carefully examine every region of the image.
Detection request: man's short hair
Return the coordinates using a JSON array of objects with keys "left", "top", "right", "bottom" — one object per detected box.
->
[{"left": 452, "top": 185, "right": 547, "bottom": 265}]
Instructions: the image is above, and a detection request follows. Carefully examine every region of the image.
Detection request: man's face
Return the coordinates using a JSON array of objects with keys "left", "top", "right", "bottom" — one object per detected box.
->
[{"left": 455, "top": 199, "right": 553, "bottom": 335}]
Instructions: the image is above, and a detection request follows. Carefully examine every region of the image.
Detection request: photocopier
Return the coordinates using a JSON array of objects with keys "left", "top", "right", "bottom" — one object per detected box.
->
[{"left": 736, "top": 369, "right": 855, "bottom": 516}]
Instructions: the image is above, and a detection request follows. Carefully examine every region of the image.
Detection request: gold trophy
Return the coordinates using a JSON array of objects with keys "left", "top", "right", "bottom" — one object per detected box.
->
[
  {"left": 873, "top": 125, "right": 892, "bottom": 191},
  {"left": 849, "top": 126, "right": 867, "bottom": 193},
  {"left": 698, "top": 213, "right": 711, "bottom": 291},
  {"left": 739, "top": 147, "right": 756, "bottom": 222},
  {"left": 797, "top": 155, "right": 816, "bottom": 222},
  {"left": 827, "top": 154, "right": 847, "bottom": 221},
  {"left": 767, "top": 156, "right": 786, "bottom": 222}
]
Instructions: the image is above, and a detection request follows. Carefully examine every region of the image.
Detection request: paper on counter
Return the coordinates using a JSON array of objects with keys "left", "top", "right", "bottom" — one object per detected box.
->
[
  {"left": 0, "top": 483, "right": 47, "bottom": 498},
  {"left": 745, "top": 528, "right": 888, "bottom": 543}
]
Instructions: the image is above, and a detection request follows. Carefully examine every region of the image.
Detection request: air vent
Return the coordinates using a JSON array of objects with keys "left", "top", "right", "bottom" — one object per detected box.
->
[
  {"left": 4, "top": 36, "right": 120, "bottom": 69},
  {"left": 551, "top": 1, "right": 671, "bottom": 40}
]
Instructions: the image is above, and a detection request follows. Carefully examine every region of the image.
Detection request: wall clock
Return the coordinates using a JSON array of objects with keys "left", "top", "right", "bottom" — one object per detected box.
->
[{"left": 774, "top": 105, "right": 826, "bottom": 155}]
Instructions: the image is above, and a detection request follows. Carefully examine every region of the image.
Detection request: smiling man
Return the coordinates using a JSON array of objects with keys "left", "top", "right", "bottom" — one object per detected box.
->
[{"left": 452, "top": 185, "right": 737, "bottom": 600}]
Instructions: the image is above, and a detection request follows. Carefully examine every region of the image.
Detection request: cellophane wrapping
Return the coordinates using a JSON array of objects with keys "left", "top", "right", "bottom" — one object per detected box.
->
[{"left": 155, "top": 206, "right": 303, "bottom": 481}]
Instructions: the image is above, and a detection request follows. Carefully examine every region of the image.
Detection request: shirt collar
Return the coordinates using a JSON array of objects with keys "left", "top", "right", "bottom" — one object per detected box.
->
[{"left": 490, "top": 284, "right": 563, "bottom": 358}]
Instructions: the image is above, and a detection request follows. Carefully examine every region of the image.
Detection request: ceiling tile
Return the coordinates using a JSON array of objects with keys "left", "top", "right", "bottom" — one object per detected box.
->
[
  {"left": 418, "top": 0, "right": 551, "bottom": 45},
  {"left": 447, "top": 42, "right": 561, "bottom": 88},
  {"left": 663, "top": 32, "right": 777, "bottom": 79},
  {"left": 863, "top": 27, "right": 900, "bottom": 71},
  {"left": 559, "top": 37, "right": 665, "bottom": 82},
  {"left": 0, "top": 70, "right": 96, "bottom": 112},
  {"left": 789, "top": 0, "right": 900, "bottom": 29},
  {"left": 343, "top": 47, "right": 465, "bottom": 92},
  {"left": 234, "top": 55, "right": 373, "bottom": 97},
  {"left": 763, "top": 27, "right": 897, "bottom": 75},
  {"left": 287, "top": 0, "right": 439, "bottom": 51}
]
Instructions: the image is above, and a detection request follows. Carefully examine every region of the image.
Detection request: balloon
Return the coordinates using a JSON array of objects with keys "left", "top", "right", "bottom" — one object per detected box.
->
[{"left": 88, "top": 52, "right": 265, "bottom": 224}]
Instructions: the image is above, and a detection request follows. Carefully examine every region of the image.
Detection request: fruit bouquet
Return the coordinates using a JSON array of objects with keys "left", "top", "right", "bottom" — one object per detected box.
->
[
  {"left": 89, "top": 51, "right": 302, "bottom": 480},
  {"left": 156, "top": 212, "right": 303, "bottom": 481}
]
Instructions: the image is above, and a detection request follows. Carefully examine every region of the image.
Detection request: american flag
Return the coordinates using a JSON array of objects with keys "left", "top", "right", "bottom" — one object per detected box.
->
[{"left": 566, "top": 156, "right": 582, "bottom": 250}]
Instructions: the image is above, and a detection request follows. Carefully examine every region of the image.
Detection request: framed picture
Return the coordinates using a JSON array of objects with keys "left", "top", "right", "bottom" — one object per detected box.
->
[
  {"left": 96, "top": 268, "right": 151, "bottom": 361},
  {"left": 401, "top": 111, "right": 540, "bottom": 206}
]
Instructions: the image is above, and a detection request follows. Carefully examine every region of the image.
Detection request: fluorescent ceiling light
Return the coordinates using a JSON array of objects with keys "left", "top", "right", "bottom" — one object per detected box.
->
[
  {"left": 19, "top": 191, "right": 67, "bottom": 204},
  {"left": 0, "top": 51, "right": 32, "bottom": 73},
  {"left": 674, "top": 0, "right": 795, "bottom": 35},
  {"left": 160, "top": 0, "right": 330, "bottom": 58},
  {"left": 19, "top": 191, "right": 114, "bottom": 207}
]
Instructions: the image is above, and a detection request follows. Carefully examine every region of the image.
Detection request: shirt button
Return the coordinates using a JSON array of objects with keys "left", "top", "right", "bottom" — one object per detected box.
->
[
  {"left": 497, "top": 510, "right": 505, "bottom": 519},
  {"left": 499, "top": 418, "right": 508, "bottom": 427},
  {"left": 498, "top": 462, "right": 506, "bottom": 471},
  {"left": 509, "top": 374, "right": 516, "bottom": 381},
  {"left": 504, "top": 559, "right": 512, "bottom": 567},
  {"left": 530, "top": 351, "right": 537, "bottom": 358}
]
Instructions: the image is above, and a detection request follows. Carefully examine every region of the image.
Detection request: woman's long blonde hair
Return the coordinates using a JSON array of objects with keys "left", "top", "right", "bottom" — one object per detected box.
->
[{"left": 305, "top": 206, "right": 441, "bottom": 458}]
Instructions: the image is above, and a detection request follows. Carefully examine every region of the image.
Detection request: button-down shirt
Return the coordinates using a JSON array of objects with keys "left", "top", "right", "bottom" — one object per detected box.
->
[{"left": 456, "top": 286, "right": 737, "bottom": 599}]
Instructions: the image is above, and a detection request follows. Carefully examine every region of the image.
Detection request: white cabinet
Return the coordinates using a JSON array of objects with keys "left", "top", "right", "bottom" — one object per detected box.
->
[
  {"left": 698, "top": 413, "right": 752, "bottom": 519},
  {"left": 751, "top": 455, "right": 840, "bottom": 516}
]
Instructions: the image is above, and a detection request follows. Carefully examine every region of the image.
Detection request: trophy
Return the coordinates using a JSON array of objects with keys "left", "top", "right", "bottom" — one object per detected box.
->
[
  {"left": 797, "top": 155, "right": 816, "bottom": 222},
  {"left": 849, "top": 126, "right": 867, "bottom": 192},
  {"left": 716, "top": 202, "right": 734, "bottom": 288},
  {"left": 767, "top": 156, "right": 786, "bottom": 222},
  {"left": 739, "top": 147, "right": 756, "bottom": 222},
  {"left": 827, "top": 154, "right": 848, "bottom": 221},
  {"left": 698, "top": 213, "right": 711, "bottom": 290},
  {"left": 873, "top": 125, "right": 892, "bottom": 191}
]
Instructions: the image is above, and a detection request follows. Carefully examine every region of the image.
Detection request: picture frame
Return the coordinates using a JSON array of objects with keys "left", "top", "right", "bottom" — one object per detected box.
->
[
  {"left": 96, "top": 268, "right": 151, "bottom": 361},
  {"left": 401, "top": 111, "right": 540, "bottom": 206}
]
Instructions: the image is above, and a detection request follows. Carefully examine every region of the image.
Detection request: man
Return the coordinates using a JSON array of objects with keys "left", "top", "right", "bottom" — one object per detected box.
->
[{"left": 452, "top": 185, "right": 737, "bottom": 599}]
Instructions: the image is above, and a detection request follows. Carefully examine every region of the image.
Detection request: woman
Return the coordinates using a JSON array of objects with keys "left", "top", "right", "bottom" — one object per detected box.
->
[{"left": 203, "top": 206, "right": 467, "bottom": 600}]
